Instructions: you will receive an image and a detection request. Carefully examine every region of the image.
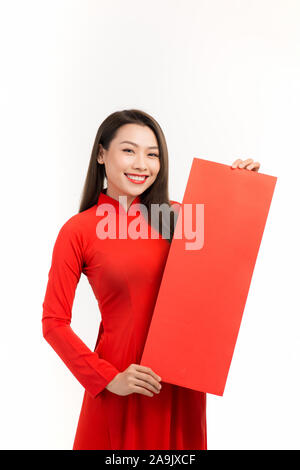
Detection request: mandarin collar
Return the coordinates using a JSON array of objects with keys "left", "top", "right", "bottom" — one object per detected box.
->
[{"left": 97, "top": 189, "right": 141, "bottom": 215}]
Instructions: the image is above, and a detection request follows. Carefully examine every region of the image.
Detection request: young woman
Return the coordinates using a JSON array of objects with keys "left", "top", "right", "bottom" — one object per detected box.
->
[{"left": 42, "top": 109, "right": 261, "bottom": 450}]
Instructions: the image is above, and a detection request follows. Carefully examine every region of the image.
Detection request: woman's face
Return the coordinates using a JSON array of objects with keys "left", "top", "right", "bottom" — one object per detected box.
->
[{"left": 97, "top": 123, "right": 161, "bottom": 203}]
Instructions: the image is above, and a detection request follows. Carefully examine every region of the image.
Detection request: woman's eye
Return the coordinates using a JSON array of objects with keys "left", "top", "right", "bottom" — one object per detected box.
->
[{"left": 123, "top": 149, "right": 159, "bottom": 158}]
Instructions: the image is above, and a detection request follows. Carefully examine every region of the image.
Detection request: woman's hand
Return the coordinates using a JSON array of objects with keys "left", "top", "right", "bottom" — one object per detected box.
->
[
  {"left": 231, "top": 158, "right": 260, "bottom": 172},
  {"left": 105, "top": 364, "right": 162, "bottom": 397}
]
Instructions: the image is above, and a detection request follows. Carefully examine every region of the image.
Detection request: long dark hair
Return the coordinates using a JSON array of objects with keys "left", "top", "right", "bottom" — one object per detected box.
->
[{"left": 78, "top": 109, "right": 177, "bottom": 243}]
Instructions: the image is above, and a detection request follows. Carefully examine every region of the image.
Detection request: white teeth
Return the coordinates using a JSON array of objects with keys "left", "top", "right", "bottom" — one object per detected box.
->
[{"left": 125, "top": 174, "right": 147, "bottom": 181}]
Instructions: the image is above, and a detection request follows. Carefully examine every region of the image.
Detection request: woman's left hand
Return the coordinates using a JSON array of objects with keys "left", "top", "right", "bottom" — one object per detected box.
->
[{"left": 231, "top": 158, "right": 260, "bottom": 172}]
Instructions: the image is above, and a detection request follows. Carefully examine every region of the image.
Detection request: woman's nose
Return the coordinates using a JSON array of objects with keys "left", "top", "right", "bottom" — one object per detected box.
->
[{"left": 133, "top": 154, "right": 147, "bottom": 170}]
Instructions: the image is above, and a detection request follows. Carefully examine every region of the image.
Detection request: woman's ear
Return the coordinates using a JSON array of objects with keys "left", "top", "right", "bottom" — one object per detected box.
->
[{"left": 97, "top": 144, "right": 104, "bottom": 164}]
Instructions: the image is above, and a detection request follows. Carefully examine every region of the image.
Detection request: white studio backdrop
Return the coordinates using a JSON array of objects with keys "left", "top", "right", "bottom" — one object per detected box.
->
[{"left": 0, "top": 0, "right": 299, "bottom": 450}]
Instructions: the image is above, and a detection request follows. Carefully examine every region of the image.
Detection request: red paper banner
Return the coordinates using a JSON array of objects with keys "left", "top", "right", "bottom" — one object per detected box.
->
[{"left": 140, "top": 157, "right": 277, "bottom": 396}]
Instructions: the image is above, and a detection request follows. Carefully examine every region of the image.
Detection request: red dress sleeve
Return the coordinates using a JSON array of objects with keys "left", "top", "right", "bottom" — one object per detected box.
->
[{"left": 42, "top": 218, "right": 120, "bottom": 399}]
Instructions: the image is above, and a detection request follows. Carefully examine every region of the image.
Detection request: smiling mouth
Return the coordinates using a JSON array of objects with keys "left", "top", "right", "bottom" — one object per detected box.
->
[{"left": 124, "top": 173, "right": 149, "bottom": 183}]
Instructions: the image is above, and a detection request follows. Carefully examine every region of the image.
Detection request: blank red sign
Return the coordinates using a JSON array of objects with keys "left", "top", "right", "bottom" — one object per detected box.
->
[{"left": 140, "top": 157, "right": 277, "bottom": 396}]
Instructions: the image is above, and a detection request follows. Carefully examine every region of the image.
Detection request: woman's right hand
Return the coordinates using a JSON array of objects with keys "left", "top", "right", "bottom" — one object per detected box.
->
[{"left": 105, "top": 364, "right": 162, "bottom": 397}]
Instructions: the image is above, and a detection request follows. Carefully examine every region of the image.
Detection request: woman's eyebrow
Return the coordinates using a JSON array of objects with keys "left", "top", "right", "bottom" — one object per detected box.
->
[{"left": 119, "top": 140, "right": 158, "bottom": 149}]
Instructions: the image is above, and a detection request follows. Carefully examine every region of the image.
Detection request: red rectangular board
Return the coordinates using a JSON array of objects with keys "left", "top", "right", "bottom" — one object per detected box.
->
[{"left": 140, "top": 157, "right": 277, "bottom": 396}]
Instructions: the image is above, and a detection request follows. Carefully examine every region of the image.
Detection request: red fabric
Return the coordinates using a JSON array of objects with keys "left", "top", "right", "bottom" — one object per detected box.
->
[{"left": 42, "top": 189, "right": 207, "bottom": 450}]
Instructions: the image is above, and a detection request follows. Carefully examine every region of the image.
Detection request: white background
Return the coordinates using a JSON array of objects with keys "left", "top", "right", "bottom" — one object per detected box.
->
[{"left": 0, "top": 0, "right": 299, "bottom": 450}]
